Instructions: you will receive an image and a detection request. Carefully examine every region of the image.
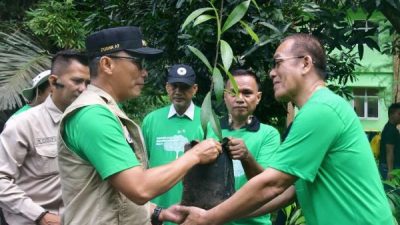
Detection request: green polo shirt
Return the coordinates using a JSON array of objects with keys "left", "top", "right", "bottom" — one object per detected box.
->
[
  {"left": 207, "top": 117, "right": 280, "bottom": 225},
  {"left": 269, "top": 88, "right": 392, "bottom": 225},
  {"left": 63, "top": 105, "right": 141, "bottom": 180}
]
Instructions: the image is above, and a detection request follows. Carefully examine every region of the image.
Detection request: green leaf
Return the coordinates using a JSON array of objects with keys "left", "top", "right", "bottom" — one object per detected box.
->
[
  {"left": 259, "top": 22, "right": 281, "bottom": 33},
  {"left": 210, "top": 109, "right": 222, "bottom": 141},
  {"left": 289, "top": 208, "right": 302, "bottom": 225},
  {"left": 221, "top": 0, "right": 251, "bottom": 33},
  {"left": 187, "top": 45, "right": 212, "bottom": 72},
  {"left": 193, "top": 14, "right": 215, "bottom": 27},
  {"left": 250, "top": 0, "right": 260, "bottom": 11},
  {"left": 357, "top": 44, "right": 364, "bottom": 60},
  {"left": 220, "top": 39, "right": 233, "bottom": 70},
  {"left": 201, "top": 91, "right": 222, "bottom": 141},
  {"left": 200, "top": 91, "right": 212, "bottom": 136},
  {"left": 0, "top": 32, "right": 51, "bottom": 110},
  {"left": 221, "top": 66, "right": 239, "bottom": 96},
  {"left": 281, "top": 22, "right": 292, "bottom": 33},
  {"left": 212, "top": 68, "right": 224, "bottom": 104},
  {"left": 240, "top": 20, "right": 259, "bottom": 43},
  {"left": 181, "top": 7, "right": 213, "bottom": 31}
]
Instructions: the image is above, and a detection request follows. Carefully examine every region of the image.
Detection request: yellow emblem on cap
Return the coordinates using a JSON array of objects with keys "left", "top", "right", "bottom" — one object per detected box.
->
[
  {"left": 100, "top": 44, "right": 120, "bottom": 52},
  {"left": 142, "top": 40, "right": 148, "bottom": 47}
]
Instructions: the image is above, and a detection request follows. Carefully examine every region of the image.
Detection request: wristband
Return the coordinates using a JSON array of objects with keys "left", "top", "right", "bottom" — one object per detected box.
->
[
  {"left": 151, "top": 206, "right": 163, "bottom": 225},
  {"left": 35, "top": 210, "right": 48, "bottom": 224}
]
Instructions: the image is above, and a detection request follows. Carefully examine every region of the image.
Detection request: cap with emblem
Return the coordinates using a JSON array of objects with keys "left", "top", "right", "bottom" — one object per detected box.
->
[
  {"left": 85, "top": 26, "right": 163, "bottom": 58},
  {"left": 22, "top": 70, "right": 51, "bottom": 102},
  {"left": 167, "top": 64, "right": 196, "bottom": 85}
]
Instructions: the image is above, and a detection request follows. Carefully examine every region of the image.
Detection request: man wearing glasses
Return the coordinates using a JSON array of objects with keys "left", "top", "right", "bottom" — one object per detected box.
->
[
  {"left": 178, "top": 33, "right": 392, "bottom": 225},
  {"left": 57, "top": 26, "right": 221, "bottom": 225}
]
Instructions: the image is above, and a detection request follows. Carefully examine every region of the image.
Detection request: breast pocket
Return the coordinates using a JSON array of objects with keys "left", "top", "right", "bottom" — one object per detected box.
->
[{"left": 33, "top": 144, "right": 59, "bottom": 176}]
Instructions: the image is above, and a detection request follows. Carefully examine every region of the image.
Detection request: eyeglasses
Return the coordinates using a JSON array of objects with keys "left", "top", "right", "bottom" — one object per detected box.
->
[
  {"left": 271, "top": 56, "right": 305, "bottom": 70},
  {"left": 106, "top": 55, "right": 145, "bottom": 70}
]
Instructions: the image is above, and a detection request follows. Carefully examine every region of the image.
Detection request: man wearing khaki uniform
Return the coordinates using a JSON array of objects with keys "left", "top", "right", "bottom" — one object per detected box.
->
[
  {"left": 58, "top": 26, "right": 221, "bottom": 225},
  {"left": 0, "top": 50, "right": 90, "bottom": 225}
]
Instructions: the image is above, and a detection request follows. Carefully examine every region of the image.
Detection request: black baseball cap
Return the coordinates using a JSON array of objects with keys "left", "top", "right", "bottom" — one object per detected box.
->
[
  {"left": 85, "top": 26, "right": 163, "bottom": 58},
  {"left": 167, "top": 64, "right": 196, "bottom": 85}
]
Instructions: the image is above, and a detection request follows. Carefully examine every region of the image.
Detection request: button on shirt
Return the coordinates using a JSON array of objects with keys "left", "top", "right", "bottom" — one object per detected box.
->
[{"left": 0, "top": 96, "right": 63, "bottom": 225}]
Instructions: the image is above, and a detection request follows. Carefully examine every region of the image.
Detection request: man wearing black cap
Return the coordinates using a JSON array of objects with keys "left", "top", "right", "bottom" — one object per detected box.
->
[
  {"left": 57, "top": 27, "right": 221, "bottom": 225},
  {"left": 141, "top": 64, "right": 203, "bottom": 221}
]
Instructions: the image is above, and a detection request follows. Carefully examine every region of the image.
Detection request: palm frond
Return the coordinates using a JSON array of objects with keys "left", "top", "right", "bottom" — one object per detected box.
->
[{"left": 0, "top": 31, "right": 51, "bottom": 110}]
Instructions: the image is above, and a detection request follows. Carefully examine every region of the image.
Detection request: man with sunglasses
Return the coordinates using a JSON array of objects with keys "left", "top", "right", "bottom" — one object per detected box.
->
[
  {"left": 178, "top": 33, "right": 392, "bottom": 225},
  {"left": 141, "top": 64, "right": 203, "bottom": 224},
  {"left": 57, "top": 26, "right": 221, "bottom": 225}
]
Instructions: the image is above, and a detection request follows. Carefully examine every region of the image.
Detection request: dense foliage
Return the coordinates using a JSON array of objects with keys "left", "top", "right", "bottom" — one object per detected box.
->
[{"left": 0, "top": 0, "right": 399, "bottom": 129}]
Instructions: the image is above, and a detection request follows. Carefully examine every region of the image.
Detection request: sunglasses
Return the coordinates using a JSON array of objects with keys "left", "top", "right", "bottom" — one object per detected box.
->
[{"left": 106, "top": 55, "right": 146, "bottom": 70}]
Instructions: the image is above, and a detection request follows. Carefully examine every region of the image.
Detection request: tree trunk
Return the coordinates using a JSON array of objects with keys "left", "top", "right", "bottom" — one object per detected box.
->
[
  {"left": 393, "top": 33, "right": 400, "bottom": 103},
  {"left": 394, "top": 54, "right": 400, "bottom": 103}
]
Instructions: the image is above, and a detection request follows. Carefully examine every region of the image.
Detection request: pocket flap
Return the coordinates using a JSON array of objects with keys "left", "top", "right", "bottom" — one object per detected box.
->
[{"left": 35, "top": 144, "right": 57, "bottom": 158}]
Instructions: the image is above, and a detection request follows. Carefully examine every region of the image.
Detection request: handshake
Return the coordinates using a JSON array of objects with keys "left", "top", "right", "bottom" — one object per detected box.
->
[{"left": 156, "top": 204, "right": 216, "bottom": 225}]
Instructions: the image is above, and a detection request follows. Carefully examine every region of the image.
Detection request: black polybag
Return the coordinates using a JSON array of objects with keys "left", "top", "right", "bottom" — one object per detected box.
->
[{"left": 181, "top": 138, "right": 235, "bottom": 209}]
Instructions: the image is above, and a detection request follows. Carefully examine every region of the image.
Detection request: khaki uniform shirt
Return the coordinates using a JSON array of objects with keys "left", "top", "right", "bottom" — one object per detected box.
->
[
  {"left": 58, "top": 85, "right": 150, "bottom": 225},
  {"left": 0, "top": 96, "right": 63, "bottom": 225}
]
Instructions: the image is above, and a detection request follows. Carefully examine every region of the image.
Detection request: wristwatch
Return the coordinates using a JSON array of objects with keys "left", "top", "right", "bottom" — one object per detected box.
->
[{"left": 151, "top": 206, "right": 163, "bottom": 225}]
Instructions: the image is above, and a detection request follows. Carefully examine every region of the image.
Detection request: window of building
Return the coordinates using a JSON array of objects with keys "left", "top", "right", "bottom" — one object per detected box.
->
[
  {"left": 352, "top": 87, "right": 379, "bottom": 119},
  {"left": 353, "top": 20, "right": 378, "bottom": 33}
]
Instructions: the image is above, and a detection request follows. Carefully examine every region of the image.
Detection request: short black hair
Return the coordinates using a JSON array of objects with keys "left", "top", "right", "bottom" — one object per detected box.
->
[
  {"left": 228, "top": 68, "right": 261, "bottom": 91},
  {"left": 388, "top": 103, "right": 400, "bottom": 117},
  {"left": 51, "top": 49, "right": 89, "bottom": 77},
  {"left": 89, "top": 57, "right": 100, "bottom": 79},
  {"left": 283, "top": 33, "right": 327, "bottom": 79}
]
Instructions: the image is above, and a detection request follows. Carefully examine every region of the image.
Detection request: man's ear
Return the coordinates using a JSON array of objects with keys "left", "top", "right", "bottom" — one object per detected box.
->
[
  {"left": 256, "top": 91, "right": 262, "bottom": 105},
  {"left": 302, "top": 55, "right": 313, "bottom": 74},
  {"left": 48, "top": 75, "right": 58, "bottom": 87},
  {"left": 192, "top": 84, "right": 198, "bottom": 95},
  {"left": 165, "top": 83, "right": 171, "bottom": 94},
  {"left": 99, "top": 56, "right": 114, "bottom": 75}
]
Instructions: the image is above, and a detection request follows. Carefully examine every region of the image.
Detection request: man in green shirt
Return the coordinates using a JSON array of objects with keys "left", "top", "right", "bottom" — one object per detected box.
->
[
  {"left": 207, "top": 69, "right": 280, "bottom": 225},
  {"left": 13, "top": 70, "right": 51, "bottom": 115},
  {"left": 58, "top": 26, "right": 221, "bottom": 225},
  {"left": 178, "top": 33, "right": 393, "bottom": 225},
  {"left": 142, "top": 64, "right": 203, "bottom": 217}
]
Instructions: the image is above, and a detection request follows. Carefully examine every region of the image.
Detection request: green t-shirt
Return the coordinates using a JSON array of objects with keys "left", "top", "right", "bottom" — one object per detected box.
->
[
  {"left": 13, "top": 104, "right": 32, "bottom": 116},
  {"left": 142, "top": 106, "right": 203, "bottom": 214},
  {"left": 142, "top": 105, "right": 203, "bottom": 212},
  {"left": 64, "top": 105, "right": 141, "bottom": 180},
  {"left": 269, "top": 88, "right": 392, "bottom": 225},
  {"left": 207, "top": 119, "right": 280, "bottom": 225}
]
